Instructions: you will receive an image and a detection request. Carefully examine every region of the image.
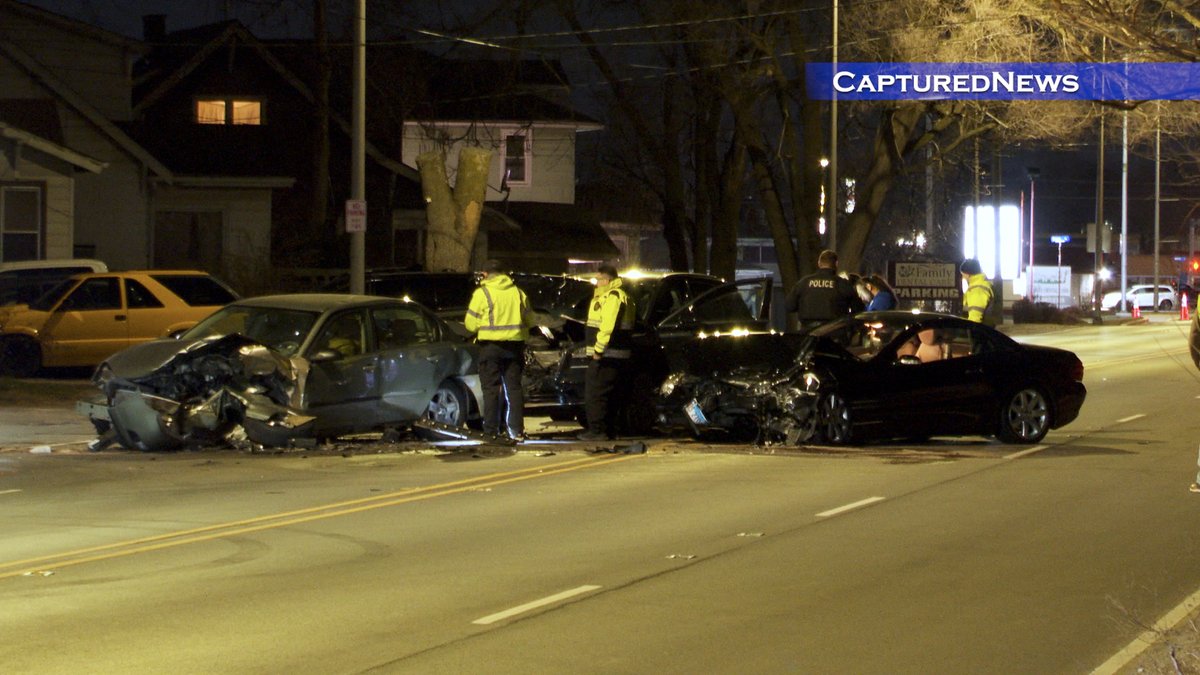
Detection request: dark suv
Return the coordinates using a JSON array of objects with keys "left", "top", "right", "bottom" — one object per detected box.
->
[{"left": 522, "top": 272, "right": 732, "bottom": 431}]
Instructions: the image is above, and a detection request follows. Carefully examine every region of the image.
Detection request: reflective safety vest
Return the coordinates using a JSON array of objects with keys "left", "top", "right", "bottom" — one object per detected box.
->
[
  {"left": 464, "top": 273, "right": 530, "bottom": 341},
  {"left": 586, "top": 278, "right": 636, "bottom": 359},
  {"left": 964, "top": 273, "right": 994, "bottom": 324}
]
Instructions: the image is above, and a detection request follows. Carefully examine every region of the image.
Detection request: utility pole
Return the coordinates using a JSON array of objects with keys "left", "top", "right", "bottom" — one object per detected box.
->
[{"left": 350, "top": 0, "right": 366, "bottom": 294}]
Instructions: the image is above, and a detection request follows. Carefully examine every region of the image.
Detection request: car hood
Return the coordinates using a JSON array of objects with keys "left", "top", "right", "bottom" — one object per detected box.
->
[{"left": 101, "top": 335, "right": 217, "bottom": 379}]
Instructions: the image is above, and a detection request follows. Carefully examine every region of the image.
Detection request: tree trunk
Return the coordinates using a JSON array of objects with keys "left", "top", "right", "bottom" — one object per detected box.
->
[
  {"left": 308, "top": 0, "right": 330, "bottom": 265},
  {"left": 838, "top": 105, "right": 925, "bottom": 273},
  {"left": 418, "top": 146, "right": 492, "bottom": 272}
]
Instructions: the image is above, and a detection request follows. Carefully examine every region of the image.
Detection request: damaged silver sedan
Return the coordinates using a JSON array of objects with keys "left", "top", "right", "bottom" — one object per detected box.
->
[{"left": 79, "top": 294, "right": 482, "bottom": 451}]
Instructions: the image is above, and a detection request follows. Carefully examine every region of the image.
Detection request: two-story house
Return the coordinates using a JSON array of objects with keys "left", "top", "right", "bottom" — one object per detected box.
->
[
  {"left": 397, "top": 58, "right": 616, "bottom": 274},
  {"left": 1, "top": 1, "right": 615, "bottom": 288}
]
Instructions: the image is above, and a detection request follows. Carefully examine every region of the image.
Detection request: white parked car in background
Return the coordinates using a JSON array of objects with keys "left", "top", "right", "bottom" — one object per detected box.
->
[{"left": 1100, "top": 284, "right": 1176, "bottom": 311}]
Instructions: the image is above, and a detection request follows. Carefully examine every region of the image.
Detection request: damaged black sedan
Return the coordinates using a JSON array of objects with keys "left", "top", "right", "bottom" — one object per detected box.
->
[
  {"left": 660, "top": 312, "right": 1086, "bottom": 445},
  {"left": 79, "top": 294, "right": 482, "bottom": 451}
]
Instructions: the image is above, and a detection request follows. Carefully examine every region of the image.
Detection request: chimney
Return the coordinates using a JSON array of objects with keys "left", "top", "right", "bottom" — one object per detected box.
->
[{"left": 142, "top": 14, "right": 166, "bottom": 42}]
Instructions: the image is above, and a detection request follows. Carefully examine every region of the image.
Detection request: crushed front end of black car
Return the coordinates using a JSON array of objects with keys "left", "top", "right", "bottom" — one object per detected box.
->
[{"left": 655, "top": 333, "right": 825, "bottom": 445}]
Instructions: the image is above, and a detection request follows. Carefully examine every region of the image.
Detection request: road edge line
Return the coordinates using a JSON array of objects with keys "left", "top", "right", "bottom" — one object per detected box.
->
[{"left": 1091, "top": 585, "right": 1200, "bottom": 674}]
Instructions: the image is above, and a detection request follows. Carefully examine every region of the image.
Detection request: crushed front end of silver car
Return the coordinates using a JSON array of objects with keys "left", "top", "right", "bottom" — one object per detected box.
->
[{"left": 82, "top": 334, "right": 315, "bottom": 451}]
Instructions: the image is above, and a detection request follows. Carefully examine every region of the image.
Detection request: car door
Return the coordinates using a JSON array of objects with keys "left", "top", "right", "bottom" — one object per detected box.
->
[
  {"left": 302, "top": 309, "right": 380, "bottom": 431},
  {"left": 38, "top": 276, "right": 129, "bottom": 365},
  {"left": 371, "top": 304, "right": 458, "bottom": 422},
  {"left": 122, "top": 277, "right": 172, "bottom": 343},
  {"left": 869, "top": 322, "right": 991, "bottom": 437}
]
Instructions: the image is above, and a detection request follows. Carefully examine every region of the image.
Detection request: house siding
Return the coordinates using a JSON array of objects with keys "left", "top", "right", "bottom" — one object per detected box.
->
[
  {"left": 152, "top": 186, "right": 273, "bottom": 295},
  {"left": 0, "top": 4, "right": 151, "bottom": 269},
  {"left": 0, "top": 140, "right": 75, "bottom": 260},
  {"left": 402, "top": 123, "right": 576, "bottom": 205}
]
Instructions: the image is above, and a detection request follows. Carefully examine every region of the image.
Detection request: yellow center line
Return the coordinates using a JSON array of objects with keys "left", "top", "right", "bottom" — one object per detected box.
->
[{"left": 1, "top": 453, "right": 643, "bottom": 579}]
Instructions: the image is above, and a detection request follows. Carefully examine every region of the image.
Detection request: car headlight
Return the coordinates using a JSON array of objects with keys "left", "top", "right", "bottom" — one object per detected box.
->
[
  {"left": 801, "top": 371, "right": 820, "bottom": 392},
  {"left": 660, "top": 372, "right": 685, "bottom": 396},
  {"left": 92, "top": 363, "right": 114, "bottom": 390}
]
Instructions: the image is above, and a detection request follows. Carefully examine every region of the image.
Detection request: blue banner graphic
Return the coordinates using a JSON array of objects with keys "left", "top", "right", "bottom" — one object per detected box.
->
[{"left": 806, "top": 63, "right": 1200, "bottom": 100}]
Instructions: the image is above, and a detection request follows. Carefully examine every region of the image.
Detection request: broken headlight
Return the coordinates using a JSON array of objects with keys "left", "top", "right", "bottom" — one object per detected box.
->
[
  {"left": 660, "top": 372, "right": 697, "bottom": 396},
  {"left": 801, "top": 371, "right": 820, "bottom": 392}
]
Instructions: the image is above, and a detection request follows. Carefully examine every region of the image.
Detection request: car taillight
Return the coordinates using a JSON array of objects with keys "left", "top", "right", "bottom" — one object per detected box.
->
[{"left": 1070, "top": 358, "right": 1084, "bottom": 382}]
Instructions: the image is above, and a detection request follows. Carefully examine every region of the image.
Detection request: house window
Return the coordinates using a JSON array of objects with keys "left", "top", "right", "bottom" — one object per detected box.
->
[
  {"left": 502, "top": 131, "right": 530, "bottom": 186},
  {"left": 195, "top": 98, "right": 264, "bottom": 125},
  {"left": 1, "top": 185, "right": 43, "bottom": 262}
]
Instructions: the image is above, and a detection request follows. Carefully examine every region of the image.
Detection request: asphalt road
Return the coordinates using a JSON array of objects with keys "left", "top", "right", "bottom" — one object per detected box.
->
[{"left": 1, "top": 318, "right": 1198, "bottom": 673}]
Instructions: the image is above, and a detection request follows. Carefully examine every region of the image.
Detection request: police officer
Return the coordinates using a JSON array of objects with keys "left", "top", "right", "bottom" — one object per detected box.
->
[
  {"left": 465, "top": 259, "right": 533, "bottom": 441},
  {"left": 786, "top": 249, "right": 864, "bottom": 331},
  {"left": 578, "top": 264, "right": 637, "bottom": 441},
  {"left": 960, "top": 258, "right": 994, "bottom": 324}
]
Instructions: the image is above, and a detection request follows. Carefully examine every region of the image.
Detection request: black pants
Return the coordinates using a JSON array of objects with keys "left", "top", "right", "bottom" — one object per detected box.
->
[
  {"left": 478, "top": 341, "right": 525, "bottom": 436},
  {"left": 584, "top": 357, "right": 629, "bottom": 437}
]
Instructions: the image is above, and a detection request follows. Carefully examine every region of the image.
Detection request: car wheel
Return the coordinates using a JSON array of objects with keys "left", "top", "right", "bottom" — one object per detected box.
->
[
  {"left": 817, "top": 392, "right": 853, "bottom": 445},
  {"left": 996, "top": 386, "right": 1051, "bottom": 443},
  {"left": 0, "top": 336, "right": 42, "bottom": 378},
  {"left": 425, "top": 380, "right": 468, "bottom": 427},
  {"left": 1159, "top": 299, "right": 1174, "bottom": 311}
]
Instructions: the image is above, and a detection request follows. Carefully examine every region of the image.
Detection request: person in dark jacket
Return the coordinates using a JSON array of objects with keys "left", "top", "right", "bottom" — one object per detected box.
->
[
  {"left": 785, "top": 249, "right": 864, "bottom": 331},
  {"left": 864, "top": 274, "right": 898, "bottom": 311}
]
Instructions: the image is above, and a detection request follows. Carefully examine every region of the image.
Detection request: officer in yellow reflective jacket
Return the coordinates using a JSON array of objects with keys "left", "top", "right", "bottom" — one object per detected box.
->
[
  {"left": 578, "top": 264, "right": 637, "bottom": 441},
  {"left": 465, "top": 259, "right": 533, "bottom": 440},
  {"left": 960, "top": 258, "right": 995, "bottom": 324}
]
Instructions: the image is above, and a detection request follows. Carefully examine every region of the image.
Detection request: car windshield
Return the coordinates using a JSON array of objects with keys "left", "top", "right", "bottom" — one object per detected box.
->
[
  {"left": 27, "top": 278, "right": 79, "bottom": 311},
  {"left": 181, "top": 305, "right": 320, "bottom": 356},
  {"left": 809, "top": 316, "right": 921, "bottom": 361}
]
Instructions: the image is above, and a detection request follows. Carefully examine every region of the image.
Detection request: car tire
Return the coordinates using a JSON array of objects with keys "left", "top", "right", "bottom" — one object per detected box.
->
[
  {"left": 996, "top": 386, "right": 1051, "bottom": 443},
  {"left": 1159, "top": 299, "right": 1174, "bottom": 311},
  {"left": 425, "top": 380, "right": 469, "bottom": 427},
  {"left": 0, "top": 336, "right": 42, "bottom": 378},
  {"left": 817, "top": 392, "right": 853, "bottom": 445}
]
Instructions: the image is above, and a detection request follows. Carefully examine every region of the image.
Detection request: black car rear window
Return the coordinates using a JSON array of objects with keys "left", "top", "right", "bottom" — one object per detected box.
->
[
  {"left": 366, "top": 275, "right": 477, "bottom": 310},
  {"left": 152, "top": 275, "right": 238, "bottom": 306}
]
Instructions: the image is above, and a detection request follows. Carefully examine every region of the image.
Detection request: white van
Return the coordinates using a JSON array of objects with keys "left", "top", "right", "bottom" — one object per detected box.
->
[{"left": 0, "top": 259, "right": 109, "bottom": 306}]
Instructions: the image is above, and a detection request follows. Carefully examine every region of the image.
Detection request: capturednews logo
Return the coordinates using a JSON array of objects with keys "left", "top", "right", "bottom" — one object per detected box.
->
[{"left": 806, "top": 63, "right": 1200, "bottom": 100}]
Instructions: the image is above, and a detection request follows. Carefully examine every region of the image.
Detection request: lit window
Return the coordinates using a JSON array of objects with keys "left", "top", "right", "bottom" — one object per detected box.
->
[
  {"left": 195, "top": 99, "right": 263, "bottom": 125},
  {"left": 196, "top": 100, "right": 226, "bottom": 124},
  {"left": 503, "top": 132, "right": 529, "bottom": 185},
  {"left": 231, "top": 100, "right": 261, "bottom": 125}
]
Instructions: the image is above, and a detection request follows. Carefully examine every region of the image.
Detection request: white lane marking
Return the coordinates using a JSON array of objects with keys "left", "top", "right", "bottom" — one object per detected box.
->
[
  {"left": 1003, "top": 445, "right": 1048, "bottom": 460},
  {"left": 816, "top": 496, "right": 885, "bottom": 518},
  {"left": 0, "top": 489, "right": 21, "bottom": 496},
  {"left": 472, "top": 585, "right": 602, "bottom": 625},
  {"left": 1116, "top": 414, "right": 1146, "bottom": 424},
  {"left": 1091, "top": 584, "right": 1200, "bottom": 674}
]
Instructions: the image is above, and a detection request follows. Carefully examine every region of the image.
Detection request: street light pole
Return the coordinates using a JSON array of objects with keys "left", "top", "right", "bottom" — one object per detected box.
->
[
  {"left": 829, "top": 0, "right": 838, "bottom": 252},
  {"left": 1027, "top": 167, "right": 1039, "bottom": 301},
  {"left": 1153, "top": 103, "right": 1161, "bottom": 310}
]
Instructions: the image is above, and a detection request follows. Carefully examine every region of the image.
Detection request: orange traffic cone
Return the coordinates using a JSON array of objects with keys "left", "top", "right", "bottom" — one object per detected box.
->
[
  {"left": 1132, "top": 304, "right": 1141, "bottom": 319},
  {"left": 1183, "top": 293, "right": 1191, "bottom": 321}
]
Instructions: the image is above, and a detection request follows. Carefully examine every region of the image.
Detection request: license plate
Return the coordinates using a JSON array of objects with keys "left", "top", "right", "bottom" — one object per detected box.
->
[{"left": 685, "top": 399, "right": 709, "bottom": 426}]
